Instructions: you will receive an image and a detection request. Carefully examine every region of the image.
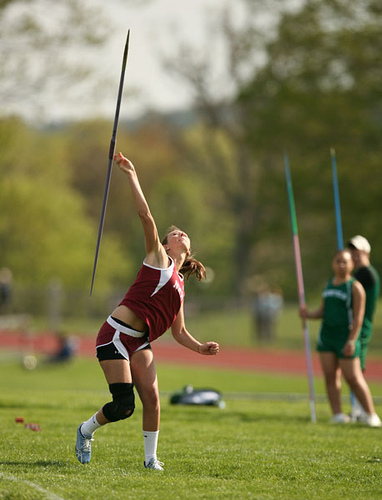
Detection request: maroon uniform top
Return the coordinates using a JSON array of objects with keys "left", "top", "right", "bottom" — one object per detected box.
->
[{"left": 118, "top": 257, "right": 185, "bottom": 342}]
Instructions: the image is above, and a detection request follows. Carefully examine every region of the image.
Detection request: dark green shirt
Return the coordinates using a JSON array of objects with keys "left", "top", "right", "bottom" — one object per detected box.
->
[
  {"left": 322, "top": 278, "right": 354, "bottom": 330},
  {"left": 354, "top": 265, "right": 380, "bottom": 330}
]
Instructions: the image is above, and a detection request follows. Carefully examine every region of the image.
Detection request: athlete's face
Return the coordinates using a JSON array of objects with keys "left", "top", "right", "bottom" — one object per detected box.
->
[
  {"left": 349, "top": 248, "right": 369, "bottom": 269},
  {"left": 332, "top": 251, "right": 353, "bottom": 278},
  {"left": 165, "top": 229, "right": 191, "bottom": 254}
]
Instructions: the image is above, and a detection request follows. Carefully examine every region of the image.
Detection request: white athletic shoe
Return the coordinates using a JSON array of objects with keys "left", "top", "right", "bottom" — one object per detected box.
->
[
  {"left": 75, "top": 423, "right": 94, "bottom": 464},
  {"left": 330, "top": 413, "right": 351, "bottom": 424},
  {"left": 144, "top": 458, "right": 164, "bottom": 471},
  {"left": 351, "top": 399, "right": 367, "bottom": 423},
  {"left": 364, "top": 413, "right": 382, "bottom": 428},
  {"left": 351, "top": 408, "right": 363, "bottom": 423}
]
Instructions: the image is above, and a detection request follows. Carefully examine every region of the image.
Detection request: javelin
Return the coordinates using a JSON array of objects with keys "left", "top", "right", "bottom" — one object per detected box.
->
[
  {"left": 330, "top": 148, "right": 344, "bottom": 250},
  {"left": 90, "top": 29, "right": 130, "bottom": 296},
  {"left": 284, "top": 152, "right": 317, "bottom": 423},
  {"left": 330, "top": 148, "right": 358, "bottom": 408}
]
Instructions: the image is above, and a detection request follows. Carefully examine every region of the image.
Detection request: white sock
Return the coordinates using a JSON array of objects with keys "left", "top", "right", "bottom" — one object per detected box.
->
[
  {"left": 81, "top": 413, "right": 102, "bottom": 437},
  {"left": 143, "top": 430, "right": 159, "bottom": 464}
]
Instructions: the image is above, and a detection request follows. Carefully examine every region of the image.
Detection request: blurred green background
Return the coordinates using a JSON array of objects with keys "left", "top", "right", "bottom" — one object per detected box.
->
[{"left": 0, "top": 0, "right": 381, "bottom": 342}]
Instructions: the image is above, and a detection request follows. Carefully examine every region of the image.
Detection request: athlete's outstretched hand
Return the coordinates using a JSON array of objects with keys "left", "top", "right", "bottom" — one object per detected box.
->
[
  {"left": 199, "top": 342, "right": 220, "bottom": 356},
  {"left": 114, "top": 152, "right": 135, "bottom": 175}
]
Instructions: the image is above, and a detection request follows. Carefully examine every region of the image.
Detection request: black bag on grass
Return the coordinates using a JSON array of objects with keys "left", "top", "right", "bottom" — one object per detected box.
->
[{"left": 170, "top": 385, "right": 225, "bottom": 408}]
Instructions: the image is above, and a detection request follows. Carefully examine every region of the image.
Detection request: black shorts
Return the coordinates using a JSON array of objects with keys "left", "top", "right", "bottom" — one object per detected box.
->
[{"left": 96, "top": 341, "right": 151, "bottom": 361}]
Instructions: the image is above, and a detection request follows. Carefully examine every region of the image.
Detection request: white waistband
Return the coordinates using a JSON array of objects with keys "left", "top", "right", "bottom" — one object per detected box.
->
[{"left": 107, "top": 316, "right": 146, "bottom": 338}]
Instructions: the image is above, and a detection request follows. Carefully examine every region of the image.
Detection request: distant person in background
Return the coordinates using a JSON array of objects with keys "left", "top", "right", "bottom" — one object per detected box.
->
[
  {"left": 300, "top": 249, "right": 381, "bottom": 427},
  {"left": 0, "top": 267, "right": 13, "bottom": 314},
  {"left": 252, "top": 285, "right": 283, "bottom": 343},
  {"left": 347, "top": 235, "right": 380, "bottom": 421},
  {"left": 75, "top": 153, "right": 220, "bottom": 471},
  {"left": 46, "top": 332, "right": 78, "bottom": 364}
]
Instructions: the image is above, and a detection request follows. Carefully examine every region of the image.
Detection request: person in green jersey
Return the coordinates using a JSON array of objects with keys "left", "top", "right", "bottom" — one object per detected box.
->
[
  {"left": 347, "top": 235, "right": 380, "bottom": 421},
  {"left": 300, "top": 249, "right": 381, "bottom": 427},
  {"left": 347, "top": 236, "right": 380, "bottom": 370}
]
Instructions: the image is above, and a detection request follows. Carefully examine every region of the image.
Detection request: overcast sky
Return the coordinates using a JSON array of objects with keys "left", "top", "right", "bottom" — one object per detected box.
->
[
  {"left": 3, "top": 0, "right": 290, "bottom": 123},
  {"left": 60, "top": 0, "right": 247, "bottom": 121},
  {"left": 24, "top": 0, "right": 243, "bottom": 121}
]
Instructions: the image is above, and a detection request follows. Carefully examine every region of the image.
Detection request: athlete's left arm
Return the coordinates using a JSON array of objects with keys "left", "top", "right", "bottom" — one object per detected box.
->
[
  {"left": 171, "top": 304, "right": 220, "bottom": 356},
  {"left": 344, "top": 281, "right": 366, "bottom": 356}
]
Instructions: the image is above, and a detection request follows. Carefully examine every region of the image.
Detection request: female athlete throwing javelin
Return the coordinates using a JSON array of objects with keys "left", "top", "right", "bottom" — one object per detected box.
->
[{"left": 75, "top": 152, "right": 220, "bottom": 470}]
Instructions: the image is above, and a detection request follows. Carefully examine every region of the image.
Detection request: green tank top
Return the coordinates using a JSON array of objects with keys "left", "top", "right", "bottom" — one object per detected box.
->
[
  {"left": 354, "top": 265, "right": 380, "bottom": 328},
  {"left": 322, "top": 277, "right": 354, "bottom": 329}
]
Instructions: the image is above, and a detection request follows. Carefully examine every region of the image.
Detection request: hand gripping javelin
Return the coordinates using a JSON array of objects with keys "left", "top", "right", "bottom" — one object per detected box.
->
[{"left": 90, "top": 29, "right": 130, "bottom": 296}]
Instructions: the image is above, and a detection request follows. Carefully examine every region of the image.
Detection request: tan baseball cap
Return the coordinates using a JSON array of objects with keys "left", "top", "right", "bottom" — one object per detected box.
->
[{"left": 347, "top": 235, "right": 371, "bottom": 254}]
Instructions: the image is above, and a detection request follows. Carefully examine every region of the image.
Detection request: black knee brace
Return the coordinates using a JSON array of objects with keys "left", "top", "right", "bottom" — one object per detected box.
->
[{"left": 102, "top": 382, "right": 135, "bottom": 422}]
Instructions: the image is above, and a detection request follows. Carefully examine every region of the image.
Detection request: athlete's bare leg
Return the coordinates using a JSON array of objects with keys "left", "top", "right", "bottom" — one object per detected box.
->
[
  {"left": 320, "top": 352, "right": 342, "bottom": 415},
  {"left": 340, "top": 357, "right": 375, "bottom": 414},
  {"left": 130, "top": 349, "right": 160, "bottom": 431}
]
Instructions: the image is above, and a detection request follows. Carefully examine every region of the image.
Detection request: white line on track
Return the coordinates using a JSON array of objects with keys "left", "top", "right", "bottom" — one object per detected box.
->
[{"left": 0, "top": 472, "right": 65, "bottom": 500}]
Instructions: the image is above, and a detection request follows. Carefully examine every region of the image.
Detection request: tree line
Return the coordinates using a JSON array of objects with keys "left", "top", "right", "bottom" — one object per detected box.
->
[{"left": 1, "top": 0, "right": 381, "bottom": 303}]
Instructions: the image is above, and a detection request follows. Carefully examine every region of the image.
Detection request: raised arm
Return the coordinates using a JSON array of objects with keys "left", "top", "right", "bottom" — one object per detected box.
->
[{"left": 114, "top": 153, "right": 168, "bottom": 267}]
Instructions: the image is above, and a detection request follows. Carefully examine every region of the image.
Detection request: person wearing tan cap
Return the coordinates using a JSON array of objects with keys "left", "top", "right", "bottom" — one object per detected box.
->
[
  {"left": 347, "top": 235, "right": 380, "bottom": 421},
  {"left": 347, "top": 236, "right": 380, "bottom": 369}
]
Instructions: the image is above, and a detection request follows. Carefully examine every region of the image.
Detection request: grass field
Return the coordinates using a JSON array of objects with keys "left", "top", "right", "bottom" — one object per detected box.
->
[{"left": 0, "top": 357, "right": 381, "bottom": 500}]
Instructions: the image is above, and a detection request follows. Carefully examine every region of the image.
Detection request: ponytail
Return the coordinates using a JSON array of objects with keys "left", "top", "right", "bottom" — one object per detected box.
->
[{"left": 180, "top": 255, "right": 206, "bottom": 282}]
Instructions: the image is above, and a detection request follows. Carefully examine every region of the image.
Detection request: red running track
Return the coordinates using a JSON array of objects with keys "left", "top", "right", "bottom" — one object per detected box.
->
[{"left": 1, "top": 330, "right": 382, "bottom": 381}]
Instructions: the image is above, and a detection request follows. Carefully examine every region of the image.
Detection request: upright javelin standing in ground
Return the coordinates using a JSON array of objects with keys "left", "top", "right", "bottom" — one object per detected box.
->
[
  {"left": 300, "top": 249, "right": 381, "bottom": 427},
  {"left": 75, "top": 152, "right": 220, "bottom": 470},
  {"left": 347, "top": 235, "right": 380, "bottom": 421}
]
